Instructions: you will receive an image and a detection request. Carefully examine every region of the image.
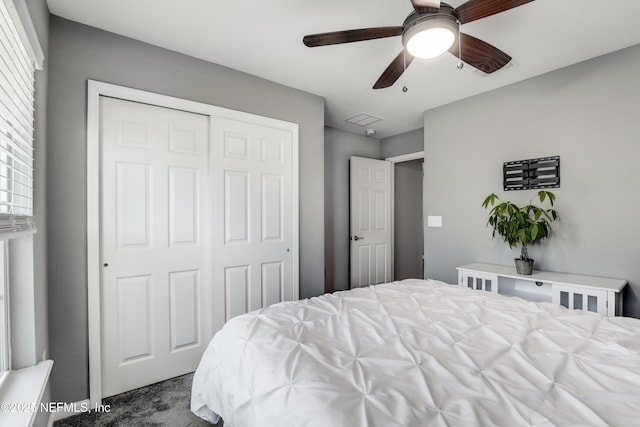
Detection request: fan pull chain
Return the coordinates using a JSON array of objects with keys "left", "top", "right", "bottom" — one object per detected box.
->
[
  {"left": 457, "top": 20, "right": 464, "bottom": 70},
  {"left": 402, "top": 50, "right": 408, "bottom": 93}
]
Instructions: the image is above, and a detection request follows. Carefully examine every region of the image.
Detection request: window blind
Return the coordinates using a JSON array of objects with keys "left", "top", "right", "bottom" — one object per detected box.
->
[{"left": 0, "top": 0, "right": 35, "bottom": 235}]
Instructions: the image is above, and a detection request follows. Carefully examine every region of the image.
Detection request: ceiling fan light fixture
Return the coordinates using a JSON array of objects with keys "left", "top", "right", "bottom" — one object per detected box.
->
[
  {"left": 406, "top": 27, "right": 455, "bottom": 59},
  {"left": 402, "top": 14, "right": 458, "bottom": 59}
]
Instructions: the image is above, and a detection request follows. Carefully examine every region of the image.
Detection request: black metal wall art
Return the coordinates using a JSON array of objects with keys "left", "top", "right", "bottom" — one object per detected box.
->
[{"left": 503, "top": 156, "right": 560, "bottom": 191}]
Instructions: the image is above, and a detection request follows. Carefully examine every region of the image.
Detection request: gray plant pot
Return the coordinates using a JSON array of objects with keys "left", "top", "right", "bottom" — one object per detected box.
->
[{"left": 515, "top": 258, "right": 534, "bottom": 275}]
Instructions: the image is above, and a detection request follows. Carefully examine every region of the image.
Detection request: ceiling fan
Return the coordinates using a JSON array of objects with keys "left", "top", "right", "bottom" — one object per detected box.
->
[{"left": 302, "top": 0, "right": 534, "bottom": 89}]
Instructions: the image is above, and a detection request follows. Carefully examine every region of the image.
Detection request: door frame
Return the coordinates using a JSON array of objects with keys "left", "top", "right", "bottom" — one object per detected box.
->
[
  {"left": 87, "top": 80, "right": 299, "bottom": 406},
  {"left": 384, "top": 151, "right": 425, "bottom": 281}
]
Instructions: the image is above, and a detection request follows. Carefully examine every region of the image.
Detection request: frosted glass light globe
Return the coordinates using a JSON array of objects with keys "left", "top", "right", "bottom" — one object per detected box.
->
[{"left": 406, "top": 27, "right": 455, "bottom": 59}]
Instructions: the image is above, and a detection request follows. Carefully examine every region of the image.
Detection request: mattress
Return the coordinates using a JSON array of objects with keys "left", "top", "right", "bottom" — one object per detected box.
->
[{"left": 191, "top": 279, "right": 640, "bottom": 426}]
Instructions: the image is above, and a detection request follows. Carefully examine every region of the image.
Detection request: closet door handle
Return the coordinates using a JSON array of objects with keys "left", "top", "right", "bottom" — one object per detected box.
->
[{"left": 352, "top": 236, "right": 363, "bottom": 241}]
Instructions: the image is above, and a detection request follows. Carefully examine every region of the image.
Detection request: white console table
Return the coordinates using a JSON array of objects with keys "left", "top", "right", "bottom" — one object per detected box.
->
[{"left": 456, "top": 263, "right": 627, "bottom": 317}]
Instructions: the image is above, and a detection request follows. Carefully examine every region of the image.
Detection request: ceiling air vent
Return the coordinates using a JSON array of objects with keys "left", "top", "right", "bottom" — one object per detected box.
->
[
  {"left": 346, "top": 113, "right": 382, "bottom": 127},
  {"left": 471, "top": 61, "right": 516, "bottom": 77}
]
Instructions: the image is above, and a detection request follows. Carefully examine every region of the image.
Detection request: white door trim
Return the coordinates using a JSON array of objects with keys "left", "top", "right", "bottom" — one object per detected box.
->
[
  {"left": 87, "top": 80, "right": 299, "bottom": 406},
  {"left": 385, "top": 151, "right": 424, "bottom": 164}
]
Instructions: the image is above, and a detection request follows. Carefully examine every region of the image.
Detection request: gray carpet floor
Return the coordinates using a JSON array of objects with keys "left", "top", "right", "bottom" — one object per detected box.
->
[{"left": 54, "top": 373, "right": 223, "bottom": 427}]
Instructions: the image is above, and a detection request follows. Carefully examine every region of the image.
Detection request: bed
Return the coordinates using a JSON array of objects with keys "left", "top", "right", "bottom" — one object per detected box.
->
[{"left": 191, "top": 279, "right": 640, "bottom": 426}]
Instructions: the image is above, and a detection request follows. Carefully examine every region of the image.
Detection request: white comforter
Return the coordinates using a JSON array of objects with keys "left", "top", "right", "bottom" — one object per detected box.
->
[{"left": 191, "top": 279, "right": 640, "bottom": 426}]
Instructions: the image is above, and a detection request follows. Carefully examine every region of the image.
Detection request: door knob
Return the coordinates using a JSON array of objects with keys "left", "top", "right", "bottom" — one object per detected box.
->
[{"left": 352, "top": 236, "right": 363, "bottom": 241}]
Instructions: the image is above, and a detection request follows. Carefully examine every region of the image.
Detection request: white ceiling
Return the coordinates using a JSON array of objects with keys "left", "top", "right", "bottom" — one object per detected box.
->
[{"left": 46, "top": 0, "right": 640, "bottom": 139}]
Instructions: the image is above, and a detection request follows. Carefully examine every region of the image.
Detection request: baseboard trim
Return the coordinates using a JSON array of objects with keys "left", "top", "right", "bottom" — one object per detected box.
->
[{"left": 46, "top": 399, "right": 90, "bottom": 426}]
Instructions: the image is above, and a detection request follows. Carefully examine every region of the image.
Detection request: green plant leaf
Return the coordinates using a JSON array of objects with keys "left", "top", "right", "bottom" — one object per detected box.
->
[
  {"left": 546, "top": 191, "right": 556, "bottom": 206},
  {"left": 482, "top": 193, "right": 499, "bottom": 208},
  {"left": 533, "top": 209, "right": 541, "bottom": 221},
  {"left": 538, "top": 190, "right": 556, "bottom": 206},
  {"left": 538, "top": 191, "right": 546, "bottom": 203}
]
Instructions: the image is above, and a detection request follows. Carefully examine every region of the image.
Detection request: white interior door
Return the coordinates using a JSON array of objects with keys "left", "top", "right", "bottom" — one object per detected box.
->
[
  {"left": 210, "top": 116, "right": 297, "bottom": 329},
  {"left": 350, "top": 156, "right": 392, "bottom": 288},
  {"left": 100, "top": 97, "right": 211, "bottom": 397}
]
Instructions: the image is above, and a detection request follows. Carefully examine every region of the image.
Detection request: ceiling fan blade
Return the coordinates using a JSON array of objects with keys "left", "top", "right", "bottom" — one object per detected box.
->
[
  {"left": 303, "top": 27, "right": 403, "bottom": 47},
  {"left": 455, "top": 0, "right": 534, "bottom": 25},
  {"left": 449, "top": 32, "right": 511, "bottom": 74},
  {"left": 410, "top": 0, "right": 440, "bottom": 13},
  {"left": 373, "top": 50, "right": 414, "bottom": 89}
]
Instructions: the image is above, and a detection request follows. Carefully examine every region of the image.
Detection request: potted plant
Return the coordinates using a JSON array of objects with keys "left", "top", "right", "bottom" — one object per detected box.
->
[{"left": 481, "top": 190, "right": 558, "bottom": 275}]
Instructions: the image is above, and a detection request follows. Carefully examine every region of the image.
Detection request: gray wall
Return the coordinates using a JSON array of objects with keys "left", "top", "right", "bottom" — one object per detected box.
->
[
  {"left": 47, "top": 16, "right": 325, "bottom": 403},
  {"left": 423, "top": 44, "right": 640, "bottom": 318},
  {"left": 394, "top": 159, "right": 423, "bottom": 280},
  {"left": 324, "top": 127, "right": 380, "bottom": 292},
  {"left": 381, "top": 128, "right": 423, "bottom": 158}
]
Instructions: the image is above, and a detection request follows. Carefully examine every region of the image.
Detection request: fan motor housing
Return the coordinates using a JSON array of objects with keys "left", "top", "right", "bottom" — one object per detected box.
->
[{"left": 402, "top": 2, "right": 456, "bottom": 26}]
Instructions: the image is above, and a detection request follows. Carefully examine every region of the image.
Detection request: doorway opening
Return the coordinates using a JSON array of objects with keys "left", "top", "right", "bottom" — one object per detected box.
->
[{"left": 387, "top": 152, "right": 424, "bottom": 280}]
